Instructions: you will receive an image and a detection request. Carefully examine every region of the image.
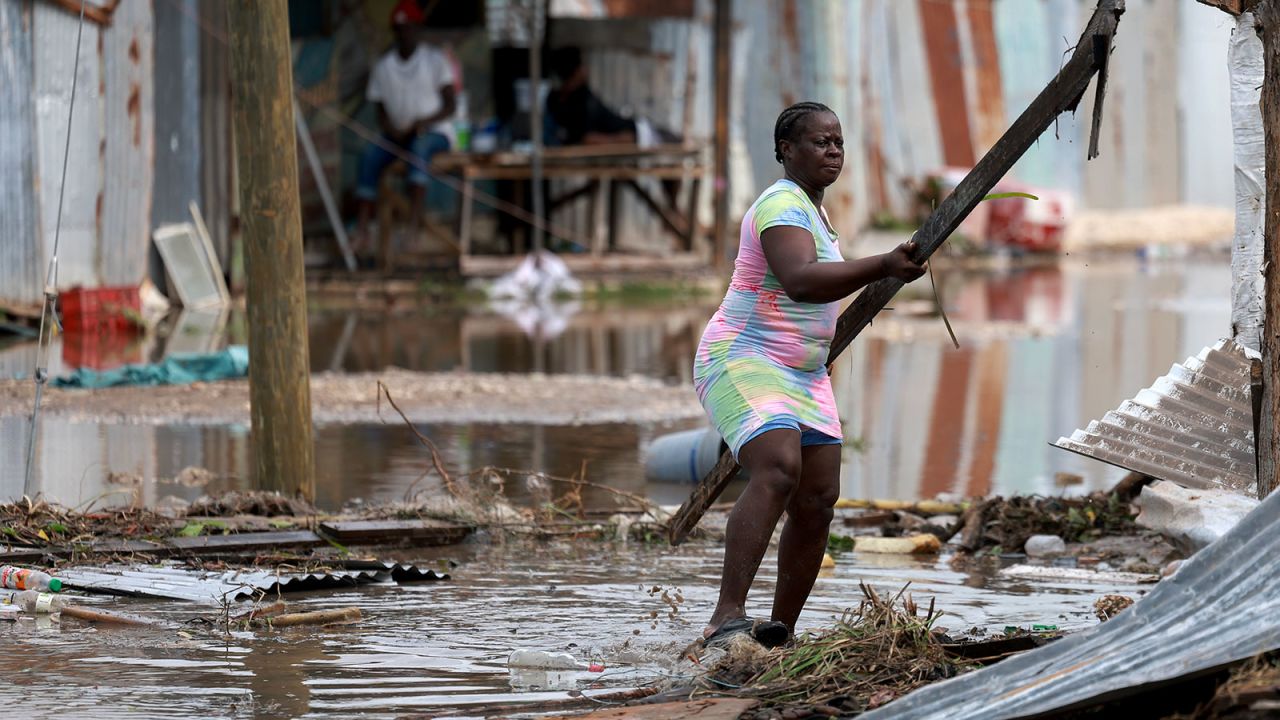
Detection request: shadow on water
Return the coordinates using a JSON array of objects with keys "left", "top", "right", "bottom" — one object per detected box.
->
[{"left": 1, "top": 255, "right": 1231, "bottom": 509}]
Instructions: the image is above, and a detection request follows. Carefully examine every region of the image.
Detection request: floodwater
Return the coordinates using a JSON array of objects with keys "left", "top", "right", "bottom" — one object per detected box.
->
[
  {"left": 0, "top": 541, "right": 1153, "bottom": 719},
  {"left": 0, "top": 255, "right": 1213, "bottom": 716},
  {"left": 0, "top": 253, "right": 1231, "bottom": 508}
]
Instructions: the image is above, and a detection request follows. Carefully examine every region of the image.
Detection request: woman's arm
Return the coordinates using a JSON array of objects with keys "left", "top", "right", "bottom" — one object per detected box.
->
[{"left": 761, "top": 226, "right": 926, "bottom": 304}]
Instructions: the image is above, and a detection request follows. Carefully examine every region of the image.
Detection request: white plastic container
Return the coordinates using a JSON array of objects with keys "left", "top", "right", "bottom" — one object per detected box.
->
[
  {"left": 507, "top": 649, "right": 584, "bottom": 670},
  {"left": 0, "top": 589, "right": 67, "bottom": 614}
]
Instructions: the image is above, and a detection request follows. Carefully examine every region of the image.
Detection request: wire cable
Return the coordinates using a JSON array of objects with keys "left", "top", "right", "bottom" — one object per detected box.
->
[{"left": 24, "top": 0, "right": 88, "bottom": 492}]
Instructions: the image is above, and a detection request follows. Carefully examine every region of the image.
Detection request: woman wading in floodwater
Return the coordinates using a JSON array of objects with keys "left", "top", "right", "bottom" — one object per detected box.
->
[{"left": 694, "top": 102, "right": 926, "bottom": 647}]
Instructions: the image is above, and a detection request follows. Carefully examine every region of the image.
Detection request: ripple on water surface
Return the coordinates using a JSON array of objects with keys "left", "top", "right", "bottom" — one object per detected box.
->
[{"left": 0, "top": 542, "right": 1150, "bottom": 718}]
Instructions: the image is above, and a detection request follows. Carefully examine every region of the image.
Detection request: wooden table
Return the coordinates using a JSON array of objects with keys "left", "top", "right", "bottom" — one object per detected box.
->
[{"left": 430, "top": 143, "right": 705, "bottom": 260}]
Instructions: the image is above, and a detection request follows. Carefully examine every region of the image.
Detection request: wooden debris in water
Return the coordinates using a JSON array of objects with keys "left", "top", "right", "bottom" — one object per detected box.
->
[
  {"left": 59, "top": 605, "right": 172, "bottom": 628},
  {"left": 853, "top": 535, "right": 942, "bottom": 555},
  {"left": 262, "top": 607, "right": 361, "bottom": 628},
  {"left": 702, "top": 584, "right": 973, "bottom": 715}
]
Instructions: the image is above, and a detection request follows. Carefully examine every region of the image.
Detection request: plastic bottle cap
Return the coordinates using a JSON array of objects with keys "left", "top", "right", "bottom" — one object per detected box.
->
[{"left": 47, "top": 578, "right": 62, "bottom": 593}]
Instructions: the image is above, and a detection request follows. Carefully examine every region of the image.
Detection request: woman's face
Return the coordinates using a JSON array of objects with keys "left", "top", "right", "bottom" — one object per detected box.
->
[{"left": 781, "top": 112, "right": 844, "bottom": 189}]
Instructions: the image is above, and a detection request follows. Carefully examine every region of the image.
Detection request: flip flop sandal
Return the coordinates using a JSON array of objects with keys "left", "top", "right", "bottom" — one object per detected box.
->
[
  {"left": 750, "top": 620, "right": 791, "bottom": 649},
  {"left": 703, "top": 617, "right": 792, "bottom": 650},
  {"left": 701, "top": 617, "right": 758, "bottom": 649}
]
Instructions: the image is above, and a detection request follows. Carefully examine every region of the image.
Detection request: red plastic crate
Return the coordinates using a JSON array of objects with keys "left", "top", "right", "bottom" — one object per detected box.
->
[
  {"left": 60, "top": 286, "right": 141, "bottom": 333},
  {"left": 61, "top": 328, "right": 143, "bottom": 370}
]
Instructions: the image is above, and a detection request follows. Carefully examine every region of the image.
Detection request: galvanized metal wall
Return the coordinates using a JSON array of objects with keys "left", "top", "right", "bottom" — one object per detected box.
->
[
  {"left": 0, "top": 0, "right": 155, "bottom": 305},
  {"left": 0, "top": 0, "right": 41, "bottom": 305},
  {"left": 151, "top": 0, "right": 201, "bottom": 228},
  {"left": 33, "top": 1, "right": 102, "bottom": 290},
  {"left": 100, "top": 0, "right": 154, "bottom": 287},
  {"left": 729, "top": 0, "right": 1235, "bottom": 236}
]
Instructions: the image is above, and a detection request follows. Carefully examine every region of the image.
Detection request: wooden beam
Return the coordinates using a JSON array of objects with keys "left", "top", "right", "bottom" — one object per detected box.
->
[
  {"left": 710, "top": 0, "right": 732, "bottom": 272},
  {"left": 666, "top": 0, "right": 1127, "bottom": 545},
  {"left": 1197, "top": 0, "right": 1262, "bottom": 16},
  {"left": 620, "top": 179, "right": 689, "bottom": 238},
  {"left": 318, "top": 519, "right": 473, "bottom": 546}
]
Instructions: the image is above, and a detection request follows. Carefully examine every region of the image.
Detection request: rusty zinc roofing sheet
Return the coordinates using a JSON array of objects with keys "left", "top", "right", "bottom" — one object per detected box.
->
[
  {"left": 1053, "top": 338, "right": 1257, "bottom": 495},
  {"left": 59, "top": 561, "right": 448, "bottom": 605},
  {"left": 863, "top": 478, "right": 1280, "bottom": 719}
]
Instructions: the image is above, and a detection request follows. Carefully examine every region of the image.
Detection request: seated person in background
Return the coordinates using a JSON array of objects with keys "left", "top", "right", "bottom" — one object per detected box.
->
[
  {"left": 354, "top": 0, "right": 457, "bottom": 254},
  {"left": 546, "top": 47, "right": 679, "bottom": 148}
]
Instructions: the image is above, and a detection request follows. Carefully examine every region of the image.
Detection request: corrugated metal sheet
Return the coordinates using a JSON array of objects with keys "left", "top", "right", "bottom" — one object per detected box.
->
[
  {"left": 151, "top": 0, "right": 201, "bottom": 228},
  {"left": 0, "top": 0, "right": 41, "bottom": 305},
  {"left": 721, "top": 0, "right": 1235, "bottom": 236},
  {"left": 1, "top": 0, "right": 158, "bottom": 304},
  {"left": 60, "top": 561, "right": 449, "bottom": 605},
  {"left": 33, "top": 0, "right": 102, "bottom": 290},
  {"left": 99, "top": 0, "right": 153, "bottom": 286},
  {"left": 862, "top": 466, "right": 1280, "bottom": 719},
  {"left": 1054, "top": 338, "right": 1257, "bottom": 495}
]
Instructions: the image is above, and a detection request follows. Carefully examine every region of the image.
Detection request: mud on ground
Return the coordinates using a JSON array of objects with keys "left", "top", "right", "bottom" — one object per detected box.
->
[{"left": 0, "top": 370, "right": 704, "bottom": 426}]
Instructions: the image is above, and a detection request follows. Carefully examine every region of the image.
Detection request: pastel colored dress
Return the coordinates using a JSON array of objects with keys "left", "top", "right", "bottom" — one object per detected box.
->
[{"left": 694, "top": 179, "right": 844, "bottom": 459}]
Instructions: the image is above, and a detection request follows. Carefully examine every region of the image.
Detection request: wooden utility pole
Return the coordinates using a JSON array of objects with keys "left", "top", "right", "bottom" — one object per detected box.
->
[
  {"left": 226, "top": 0, "right": 316, "bottom": 500},
  {"left": 710, "top": 0, "right": 732, "bottom": 271}
]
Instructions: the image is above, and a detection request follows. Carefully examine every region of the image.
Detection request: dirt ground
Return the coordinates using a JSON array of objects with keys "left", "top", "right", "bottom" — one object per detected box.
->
[{"left": 0, "top": 370, "right": 705, "bottom": 426}]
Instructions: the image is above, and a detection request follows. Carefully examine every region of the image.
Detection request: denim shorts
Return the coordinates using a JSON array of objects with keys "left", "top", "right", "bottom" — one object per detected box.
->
[
  {"left": 738, "top": 418, "right": 842, "bottom": 459},
  {"left": 355, "top": 131, "right": 451, "bottom": 201}
]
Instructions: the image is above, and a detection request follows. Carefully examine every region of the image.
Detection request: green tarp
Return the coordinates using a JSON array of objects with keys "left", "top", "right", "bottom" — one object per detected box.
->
[{"left": 53, "top": 346, "right": 249, "bottom": 389}]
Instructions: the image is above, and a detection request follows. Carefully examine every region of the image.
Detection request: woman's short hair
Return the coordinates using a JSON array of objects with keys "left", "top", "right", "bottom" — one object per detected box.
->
[{"left": 774, "top": 102, "right": 833, "bottom": 163}]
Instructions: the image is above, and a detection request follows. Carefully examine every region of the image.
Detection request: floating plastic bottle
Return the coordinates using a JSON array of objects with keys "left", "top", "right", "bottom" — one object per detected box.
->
[
  {"left": 0, "top": 566, "right": 63, "bottom": 593},
  {"left": 507, "top": 649, "right": 585, "bottom": 670},
  {"left": 0, "top": 589, "right": 67, "bottom": 614}
]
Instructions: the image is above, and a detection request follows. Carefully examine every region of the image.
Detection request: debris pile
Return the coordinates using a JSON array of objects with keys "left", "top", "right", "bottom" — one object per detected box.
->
[
  {"left": 955, "top": 491, "right": 1141, "bottom": 554},
  {"left": 702, "top": 584, "right": 974, "bottom": 717},
  {"left": 0, "top": 497, "right": 172, "bottom": 548}
]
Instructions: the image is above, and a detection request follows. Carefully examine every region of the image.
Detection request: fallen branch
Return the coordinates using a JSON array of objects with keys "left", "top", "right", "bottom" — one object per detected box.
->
[
  {"left": 60, "top": 605, "right": 172, "bottom": 628},
  {"left": 376, "top": 381, "right": 457, "bottom": 497},
  {"left": 263, "top": 607, "right": 361, "bottom": 628},
  {"left": 232, "top": 600, "right": 287, "bottom": 623}
]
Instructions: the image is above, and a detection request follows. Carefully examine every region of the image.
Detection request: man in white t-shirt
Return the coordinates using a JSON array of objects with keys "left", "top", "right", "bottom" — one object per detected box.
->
[{"left": 354, "top": 0, "right": 457, "bottom": 255}]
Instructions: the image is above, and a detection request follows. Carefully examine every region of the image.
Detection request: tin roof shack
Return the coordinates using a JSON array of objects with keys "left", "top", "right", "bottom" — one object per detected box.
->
[
  {"left": 0, "top": 0, "right": 236, "bottom": 308},
  {"left": 726, "top": 0, "right": 1235, "bottom": 247}
]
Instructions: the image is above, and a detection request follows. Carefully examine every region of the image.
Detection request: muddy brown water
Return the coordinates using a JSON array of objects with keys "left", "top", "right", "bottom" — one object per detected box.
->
[
  {"left": 0, "top": 542, "right": 1152, "bottom": 719},
  {"left": 0, "top": 255, "right": 1231, "bottom": 509},
  {"left": 0, "top": 255, "right": 1216, "bottom": 717}
]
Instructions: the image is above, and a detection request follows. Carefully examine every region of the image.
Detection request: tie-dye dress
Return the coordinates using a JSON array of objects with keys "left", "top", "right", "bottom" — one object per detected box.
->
[{"left": 694, "top": 179, "right": 844, "bottom": 458}]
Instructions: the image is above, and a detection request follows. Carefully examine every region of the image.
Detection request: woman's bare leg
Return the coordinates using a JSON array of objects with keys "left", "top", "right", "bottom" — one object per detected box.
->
[
  {"left": 704, "top": 428, "right": 802, "bottom": 636},
  {"left": 771, "top": 443, "right": 841, "bottom": 631}
]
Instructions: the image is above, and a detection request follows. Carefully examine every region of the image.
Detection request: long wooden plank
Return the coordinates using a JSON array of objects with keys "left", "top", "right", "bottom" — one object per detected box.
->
[
  {"left": 318, "top": 519, "right": 472, "bottom": 546},
  {"left": 0, "top": 531, "right": 326, "bottom": 563},
  {"left": 666, "top": 0, "right": 1126, "bottom": 545}
]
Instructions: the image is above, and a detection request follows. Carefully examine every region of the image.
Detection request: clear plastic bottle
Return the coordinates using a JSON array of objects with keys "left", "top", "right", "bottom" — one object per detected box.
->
[
  {"left": 0, "top": 566, "right": 63, "bottom": 593},
  {"left": 507, "top": 649, "right": 585, "bottom": 670},
  {"left": 0, "top": 589, "right": 67, "bottom": 614}
]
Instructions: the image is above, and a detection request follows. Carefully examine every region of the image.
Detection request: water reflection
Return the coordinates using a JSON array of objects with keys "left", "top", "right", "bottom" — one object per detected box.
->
[
  {"left": 0, "top": 542, "right": 1147, "bottom": 718},
  {"left": 0, "top": 256, "right": 1231, "bottom": 509},
  {"left": 835, "top": 257, "right": 1230, "bottom": 500}
]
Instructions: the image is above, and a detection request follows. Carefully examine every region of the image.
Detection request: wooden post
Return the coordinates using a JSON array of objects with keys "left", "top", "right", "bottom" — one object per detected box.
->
[
  {"left": 529, "top": 0, "right": 546, "bottom": 255},
  {"left": 226, "top": 0, "right": 316, "bottom": 500},
  {"left": 1256, "top": 0, "right": 1280, "bottom": 496},
  {"left": 710, "top": 0, "right": 732, "bottom": 271}
]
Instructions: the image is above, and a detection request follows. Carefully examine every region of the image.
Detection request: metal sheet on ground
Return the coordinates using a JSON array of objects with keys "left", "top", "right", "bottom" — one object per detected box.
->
[
  {"left": 58, "top": 561, "right": 448, "bottom": 604},
  {"left": 861, "top": 467, "right": 1280, "bottom": 719}
]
